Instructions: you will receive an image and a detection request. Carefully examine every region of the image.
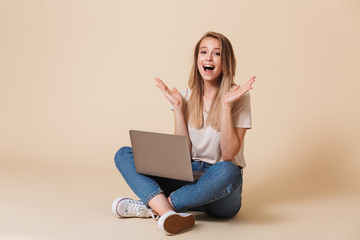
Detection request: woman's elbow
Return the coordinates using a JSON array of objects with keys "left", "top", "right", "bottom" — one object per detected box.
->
[
  {"left": 222, "top": 155, "right": 234, "bottom": 161},
  {"left": 221, "top": 152, "right": 237, "bottom": 161},
  {"left": 221, "top": 146, "right": 241, "bottom": 161}
]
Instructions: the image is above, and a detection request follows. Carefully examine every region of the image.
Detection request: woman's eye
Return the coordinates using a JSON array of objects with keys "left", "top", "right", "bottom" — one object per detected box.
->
[
  {"left": 200, "top": 51, "right": 207, "bottom": 54},
  {"left": 214, "top": 52, "right": 221, "bottom": 56}
]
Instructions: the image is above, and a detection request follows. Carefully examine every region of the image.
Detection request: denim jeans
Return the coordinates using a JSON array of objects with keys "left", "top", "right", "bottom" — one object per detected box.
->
[{"left": 114, "top": 146, "right": 243, "bottom": 218}]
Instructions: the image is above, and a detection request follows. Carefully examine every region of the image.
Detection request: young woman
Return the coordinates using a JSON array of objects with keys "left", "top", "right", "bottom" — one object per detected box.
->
[{"left": 112, "top": 31, "right": 255, "bottom": 235}]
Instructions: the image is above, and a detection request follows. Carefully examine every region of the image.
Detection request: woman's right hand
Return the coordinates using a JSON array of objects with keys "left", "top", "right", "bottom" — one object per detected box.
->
[{"left": 155, "top": 78, "right": 183, "bottom": 108}]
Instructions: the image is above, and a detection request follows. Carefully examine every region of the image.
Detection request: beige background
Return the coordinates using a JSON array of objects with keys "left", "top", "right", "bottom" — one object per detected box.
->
[{"left": 1, "top": 0, "right": 360, "bottom": 239}]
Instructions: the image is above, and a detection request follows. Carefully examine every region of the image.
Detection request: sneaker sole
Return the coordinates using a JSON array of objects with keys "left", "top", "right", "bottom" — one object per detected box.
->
[
  {"left": 111, "top": 197, "right": 128, "bottom": 217},
  {"left": 163, "top": 214, "right": 195, "bottom": 235}
]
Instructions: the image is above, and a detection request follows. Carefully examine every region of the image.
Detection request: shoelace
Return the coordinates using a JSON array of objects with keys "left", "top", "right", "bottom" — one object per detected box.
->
[
  {"left": 150, "top": 210, "right": 160, "bottom": 220},
  {"left": 125, "top": 200, "right": 159, "bottom": 220}
]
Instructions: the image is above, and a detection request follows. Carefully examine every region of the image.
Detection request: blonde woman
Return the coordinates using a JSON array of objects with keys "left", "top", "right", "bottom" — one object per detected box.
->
[{"left": 112, "top": 31, "right": 255, "bottom": 235}]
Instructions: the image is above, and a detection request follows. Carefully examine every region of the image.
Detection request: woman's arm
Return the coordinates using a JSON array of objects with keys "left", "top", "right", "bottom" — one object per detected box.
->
[
  {"left": 220, "top": 76, "right": 255, "bottom": 160},
  {"left": 155, "top": 78, "right": 192, "bottom": 150},
  {"left": 173, "top": 104, "right": 192, "bottom": 150},
  {"left": 220, "top": 107, "right": 247, "bottom": 160}
]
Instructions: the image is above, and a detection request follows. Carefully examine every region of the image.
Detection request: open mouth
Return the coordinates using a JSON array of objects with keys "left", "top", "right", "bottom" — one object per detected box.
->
[{"left": 203, "top": 65, "right": 215, "bottom": 72}]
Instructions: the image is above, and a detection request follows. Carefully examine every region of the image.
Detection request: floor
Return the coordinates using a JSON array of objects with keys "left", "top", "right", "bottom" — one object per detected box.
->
[{"left": 1, "top": 164, "right": 359, "bottom": 240}]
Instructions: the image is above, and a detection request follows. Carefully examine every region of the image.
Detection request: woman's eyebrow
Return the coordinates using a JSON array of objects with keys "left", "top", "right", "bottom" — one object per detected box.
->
[{"left": 200, "top": 46, "right": 221, "bottom": 50}]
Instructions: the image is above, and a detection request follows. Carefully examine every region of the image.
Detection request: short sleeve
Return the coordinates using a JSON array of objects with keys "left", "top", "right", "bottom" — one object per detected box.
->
[{"left": 231, "top": 92, "right": 252, "bottom": 129}]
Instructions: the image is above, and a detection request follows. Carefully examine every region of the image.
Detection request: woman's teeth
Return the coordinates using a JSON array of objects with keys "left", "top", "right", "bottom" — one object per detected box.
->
[{"left": 204, "top": 65, "right": 215, "bottom": 71}]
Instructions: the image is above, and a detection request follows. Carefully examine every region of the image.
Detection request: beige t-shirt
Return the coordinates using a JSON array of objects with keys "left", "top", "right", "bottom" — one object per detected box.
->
[{"left": 171, "top": 87, "right": 252, "bottom": 168}]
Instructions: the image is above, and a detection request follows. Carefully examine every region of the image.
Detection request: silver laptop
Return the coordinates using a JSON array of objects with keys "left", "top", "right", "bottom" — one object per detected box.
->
[{"left": 129, "top": 130, "right": 204, "bottom": 181}]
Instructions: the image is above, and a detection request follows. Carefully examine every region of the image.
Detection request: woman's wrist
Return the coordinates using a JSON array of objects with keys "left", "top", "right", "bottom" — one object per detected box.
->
[
  {"left": 173, "top": 104, "right": 184, "bottom": 114},
  {"left": 222, "top": 103, "right": 232, "bottom": 112}
]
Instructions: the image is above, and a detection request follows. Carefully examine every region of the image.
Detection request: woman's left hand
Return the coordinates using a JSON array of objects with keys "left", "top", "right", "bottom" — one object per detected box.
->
[{"left": 223, "top": 76, "right": 256, "bottom": 109}]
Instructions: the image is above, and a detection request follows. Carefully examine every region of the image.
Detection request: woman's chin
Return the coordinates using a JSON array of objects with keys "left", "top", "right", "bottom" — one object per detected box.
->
[{"left": 201, "top": 75, "right": 221, "bottom": 83}]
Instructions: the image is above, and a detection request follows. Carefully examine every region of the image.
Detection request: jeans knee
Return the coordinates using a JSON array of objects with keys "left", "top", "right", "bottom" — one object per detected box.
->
[
  {"left": 204, "top": 202, "right": 241, "bottom": 219},
  {"left": 114, "top": 146, "right": 132, "bottom": 169},
  {"left": 201, "top": 183, "right": 243, "bottom": 218},
  {"left": 212, "top": 161, "right": 243, "bottom": 185},
  {"left": 221, "top": 205, "right": 241, "bottom": 218}
]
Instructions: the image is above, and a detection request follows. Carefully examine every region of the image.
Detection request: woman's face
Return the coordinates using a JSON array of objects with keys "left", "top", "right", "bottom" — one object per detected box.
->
[{"left": 197, "top": 37, "right": 222, "bottom": 84}]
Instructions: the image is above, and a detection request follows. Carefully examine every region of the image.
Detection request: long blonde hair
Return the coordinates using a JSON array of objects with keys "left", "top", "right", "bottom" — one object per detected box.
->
[{"left": 186, "top": 31, "right": 237, "bottom": 131}]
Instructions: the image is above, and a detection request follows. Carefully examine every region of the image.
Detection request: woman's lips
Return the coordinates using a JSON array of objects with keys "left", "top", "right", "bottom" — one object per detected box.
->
[{"left": 203, "top": 65, "right": 215, "bottom": 73}]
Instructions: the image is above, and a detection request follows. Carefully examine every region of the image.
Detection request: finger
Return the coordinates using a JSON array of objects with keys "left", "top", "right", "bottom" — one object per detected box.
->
[
  {"left": 155, "top": 82, "right": 166, "bottom": 92},
  {"left": 158, "top": 87, "right": 175, "bottom": 102},
  {"left": 173, "top": 87, "right": 181, "bottom": 95},
  {"left": 155, "top": 80, "right": 171, "bottom": 95},
  {"left": 156, "top": 84, "right": 168, "bottom": 96},
  {"left": 161, "top": 85, "right": 177, "bottom": 99},
  {"left": 228, "top": 85, "right": 245, "bottom": 96},
  {"left": 228, "top": 84, "right": 253, "bottom": 100},
  {"left": 156, "top": 81, "right": 170, "bottom": 94},
  {"left": 155, "top": 77, "right": 163, "bottom": 84},
  {"left": 247, "top": 76, "right": 256, "bottom": 85},
  {"left": 155, "top": 78, "right": 164, "bottom": 87},
  {"left": 155, "top": 83, "right": 164, "bottom": 91},
  {"left": 155, "top": 77, "right": 162, "bottom": 85},
  {"left": 233, "top": 86, "right": 251, "bottom": 98},
  {"left": 229, "top": 85, "right": 240, "bottom": 93},
  {"left": 155, "top": 78, "right": 169, "bottom": 90},
  {"left": 243, "top": 76, "right": 255, "bottom": 84},
  {"left": 243, "top": 79, "right": 255, "bottom": 90},
  {"left": 155, "top": 78, "right": 164, "bottom": 88}
]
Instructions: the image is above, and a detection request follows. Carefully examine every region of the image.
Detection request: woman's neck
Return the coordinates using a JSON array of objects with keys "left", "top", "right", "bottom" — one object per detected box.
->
[{"left": 203, "top": 81, "right": 219, "bottom": 99}]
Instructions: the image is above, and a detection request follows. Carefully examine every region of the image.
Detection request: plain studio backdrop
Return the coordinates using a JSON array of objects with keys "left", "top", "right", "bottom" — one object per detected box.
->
[{"left": 1, "top": 0, "right": 359, "bottom": 239}]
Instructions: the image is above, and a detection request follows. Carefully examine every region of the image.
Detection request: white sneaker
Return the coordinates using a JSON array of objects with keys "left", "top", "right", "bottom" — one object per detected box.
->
[
  {"left": 112, "top": 197, "right": 157, "bottom": 219},
  {"left": 158, "top": 210, "right": 195, "bottom": 235}
]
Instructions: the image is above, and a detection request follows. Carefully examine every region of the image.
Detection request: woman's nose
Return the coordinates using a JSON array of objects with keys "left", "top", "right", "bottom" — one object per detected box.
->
[{"left": 206, "top": 54, "right": 212, "bottom": 61}]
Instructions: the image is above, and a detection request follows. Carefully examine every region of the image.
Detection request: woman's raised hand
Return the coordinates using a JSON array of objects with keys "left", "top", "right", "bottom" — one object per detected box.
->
[
  {"left": 155, "top": 78, "right": 183, "bottom": 108},
  {"left": 223, "top": 76, "right": 256, "bottom": 109}
]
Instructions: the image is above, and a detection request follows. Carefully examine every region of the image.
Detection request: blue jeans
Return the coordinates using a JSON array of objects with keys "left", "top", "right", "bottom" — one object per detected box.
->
[{"left": 114, "top": 146, "right": 243, "bottom": 218}]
